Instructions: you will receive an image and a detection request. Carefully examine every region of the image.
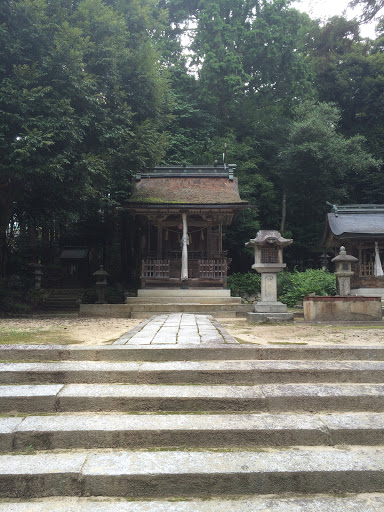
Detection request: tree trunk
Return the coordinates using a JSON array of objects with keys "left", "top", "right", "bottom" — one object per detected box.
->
[
  {"left": 280, "top": 190, "right": 287, "bottom": 233},
  {"left": 0, "top": 180, "right": 12, "bottom": 278}
]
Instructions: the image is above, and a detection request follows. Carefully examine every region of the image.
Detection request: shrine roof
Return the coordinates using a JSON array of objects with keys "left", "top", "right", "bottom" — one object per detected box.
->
[
  {"left": 59, "top": 247, "right": 89, "bottom": 259},
  {"left": 127, "top": 175, "right": 247, "bottom": 206},
  {"left": 322, "top": 204, "right": 384, "bottom": 246}
]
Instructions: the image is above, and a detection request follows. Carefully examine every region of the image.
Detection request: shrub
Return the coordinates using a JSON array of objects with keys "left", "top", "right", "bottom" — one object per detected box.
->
[
  {"left": 227, "top": 272, "right": 261, "bottom": 299},
  {"left": 25, "top": 289, "right": 52, "bottom": 307},
  {"left": 278, "top": 269, "right": 336, "bottom": 307},
  {"left": 228, "top": 269, "right": 336, "bottom": 307},
  {"left": 0, "top": 287, "right": 32, "bottom": 315},
  {"left": 80, "top": 283, "right": 126, "bottom": 304},
  {"left": 80, "top": 287, "right": 98, "bottom": 304},
  {"left": 105, "top": 283, "right": 126, "bottom": 304}
]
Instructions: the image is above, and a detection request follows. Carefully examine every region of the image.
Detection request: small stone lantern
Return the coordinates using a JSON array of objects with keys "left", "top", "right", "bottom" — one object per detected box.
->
[
  {"left": 93, "top": 265, "right": 110, "bottom": 304},
  {"left": 245, "top": 230, "right": 294, "bottom": 323},
  {"left": 33, "top": 261, "right": 43, "bottom": 290},
  {"left": 331, "top": 246, "right": 358, "bottom": 296}
]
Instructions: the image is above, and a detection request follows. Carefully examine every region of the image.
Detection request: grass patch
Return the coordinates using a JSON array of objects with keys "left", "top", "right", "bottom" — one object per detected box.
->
[
  {"left": 336, "top": 325, "right": 384, "bottom": 330},
  {"left": 234, "top": 336, "right": 255, "bottom": 344},
  {"left": 267, "top": 341, "right": 308, "bottom": 345},
  {"left": 0, "top": 327, "right": 81, "bottom": 345}
]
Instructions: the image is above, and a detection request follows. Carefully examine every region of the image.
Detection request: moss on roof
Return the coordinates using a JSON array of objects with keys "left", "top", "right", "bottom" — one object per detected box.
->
[{"left": 128, "top": 177, "right": 245, "bottom": 205}]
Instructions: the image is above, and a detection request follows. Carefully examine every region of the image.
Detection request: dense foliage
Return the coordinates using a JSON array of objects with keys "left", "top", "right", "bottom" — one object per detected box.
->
[
  {"left": 227, "top": 269, "right": 336, "bottom": 307},
  {"left": 2, "top": 0, "right": 384, "bottom": 283}
]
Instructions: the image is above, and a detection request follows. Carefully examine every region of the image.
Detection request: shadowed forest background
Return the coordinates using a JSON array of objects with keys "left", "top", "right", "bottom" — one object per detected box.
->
[{"left": 1, "top": 0, "right": 384, "bottom": 290}]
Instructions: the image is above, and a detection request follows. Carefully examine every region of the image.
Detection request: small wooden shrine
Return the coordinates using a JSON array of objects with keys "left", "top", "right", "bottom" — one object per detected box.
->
[
  {"left": 124, "top": 165, "right": 248, "bottom": 288},
  {"left": 322, "top": 204, "right": 384, "bottom": 289}
]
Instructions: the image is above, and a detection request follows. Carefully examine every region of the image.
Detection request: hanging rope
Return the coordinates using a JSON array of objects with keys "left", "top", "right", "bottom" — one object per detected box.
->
[{"left": 374, "top": 242, "right": 384, "bottom": 277}]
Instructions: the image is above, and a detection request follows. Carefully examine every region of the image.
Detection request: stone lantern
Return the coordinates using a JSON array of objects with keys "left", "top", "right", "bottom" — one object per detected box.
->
[
  {"left": 33, "top": 261, "right": 43, "bottom": 290},
  {"left": 93, "top": 265, "right": 110, "bottom": 304},
  {"left": 245, "top": 230, "right": 294, "bottom": 323},
  {"left": 331, "top": 246, "right": 358, "bottom": 296}
]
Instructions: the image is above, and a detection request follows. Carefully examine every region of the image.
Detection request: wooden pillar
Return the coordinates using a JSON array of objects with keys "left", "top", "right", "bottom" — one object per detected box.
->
[
  {"left": 207, "top": 226, "right": 213, "bottom": 259},
  {"left": 181, "top": 212, "right": 189, "bottom": 281},
  {"left": 148, "top": 223, "right": 151, "bottom": 253},
  {"left": 358, "top": 245, "right": 362, "bottom": 276},
  {"left": 157, "top": 224, "right": 163, "bottom": 259}
]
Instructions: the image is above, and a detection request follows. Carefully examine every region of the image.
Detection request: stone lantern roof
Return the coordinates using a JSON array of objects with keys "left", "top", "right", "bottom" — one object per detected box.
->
[
  {"left": 246, "top": 230, "right": 293, "bottom": 248},
  {"left": 331, "top": 246, "right": 358, "bottom": 264}
]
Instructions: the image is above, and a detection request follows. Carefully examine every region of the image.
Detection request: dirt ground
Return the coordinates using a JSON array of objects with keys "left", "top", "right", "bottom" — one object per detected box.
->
[
  {"left": 1, "top": 314, "right": 384, "bottom": 345},
  {"left": 220, "top": 318, "right": 384, "bottom": 346}
]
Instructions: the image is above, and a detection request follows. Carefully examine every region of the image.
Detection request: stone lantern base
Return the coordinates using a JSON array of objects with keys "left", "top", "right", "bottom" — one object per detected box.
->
[
  {"left": 247, "top": 310, "right": 294, "bottom": 324},
  {"left": 253, "top": 301, "right": 288, "bottom": 313}
]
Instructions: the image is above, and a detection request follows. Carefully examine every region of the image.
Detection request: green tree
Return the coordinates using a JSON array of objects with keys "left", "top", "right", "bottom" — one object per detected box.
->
[
  {"left": 277, "top": 101, "right": 379, "bottom": 256},
  {"left": 308, "top": 16, "right": 384, "bottom": 204},
  {"left": 0, "top": 0, "right": 169, "bottom": 273}
]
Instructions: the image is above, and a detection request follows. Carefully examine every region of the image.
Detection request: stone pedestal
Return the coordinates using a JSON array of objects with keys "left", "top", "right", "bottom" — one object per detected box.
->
[
  {"left": 337, "top": 274, "right": 354, "bottom": 296},
  {"left": 260, "top": 273, "right": 277, "bottom": 302}
]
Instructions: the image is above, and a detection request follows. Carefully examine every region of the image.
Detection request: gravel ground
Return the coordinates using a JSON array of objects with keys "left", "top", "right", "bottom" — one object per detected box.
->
[{"left": 1, "top": 315, "right": 384, "bottom": 345}]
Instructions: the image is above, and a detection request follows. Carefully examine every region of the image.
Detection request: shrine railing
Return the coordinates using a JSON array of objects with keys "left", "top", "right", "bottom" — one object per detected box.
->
[
  {"left": 141, "top": 258, "right": 227, "bottom": 279},
  {"left": 359, "top": 262, "right": 384, "bottom": 277},
  {"left": 359, "top": 262, "right": 375, "bottom": 276},
  {"left": 198, "top": 259, "right": 227, "bottom": 279},
  {"left": 141, "top": 259, "right": 170, "bottom": 278}
]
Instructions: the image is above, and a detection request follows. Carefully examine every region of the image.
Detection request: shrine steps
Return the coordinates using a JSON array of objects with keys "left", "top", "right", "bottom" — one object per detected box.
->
[
  {"left": 80, "top": 289, "right": 254, "bottom": 318},
  {"left": 40, "top": 288, "right": 83, "bottom": 312},
  {"left": 1, "top": 496, "right": 384, "bottom": 511},
  {"left": 80, "top": 300, "right": 254, "bottom": 318},
  {"left": 128, "top": 302, "right": 253, "bottom": 318},
  {"left": 126, "top": 296, "right": 243, "bottom": 304},
  {"left": 351, "top": 288, "right": 384, "bottom": 301},
  {"left": 131, "top": 288, "right": 254, "bottom": 318},
  {"left": 1, "top": 343, "right": 384, "bottom": 509}
]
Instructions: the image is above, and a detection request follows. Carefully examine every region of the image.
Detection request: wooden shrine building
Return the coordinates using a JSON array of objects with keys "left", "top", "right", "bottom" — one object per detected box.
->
[
  {"left": 322, "top": 204, "right": 384, "bottom": 291},
  {"left": 124, "top": 165, "right": 248, "bottom": 289}
]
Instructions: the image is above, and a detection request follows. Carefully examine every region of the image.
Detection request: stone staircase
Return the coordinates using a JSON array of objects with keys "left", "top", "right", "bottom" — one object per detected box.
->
[
  {"left": 41, "top": 288, "right": 83, "bottom": 312},
  {"left": 1, "top": 342, "right": 384, "bottom": 509},
  {"left": 81, "top": 288, "right": 254, "bottom": 318}
]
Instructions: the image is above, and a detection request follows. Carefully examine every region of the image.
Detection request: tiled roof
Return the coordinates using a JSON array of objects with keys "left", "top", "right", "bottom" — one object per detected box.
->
[{"left": 323, "top": 205, "right": 384, "bottom": 246}]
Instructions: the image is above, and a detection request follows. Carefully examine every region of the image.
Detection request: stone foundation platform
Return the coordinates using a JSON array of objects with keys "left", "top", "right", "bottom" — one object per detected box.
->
[{"left": 303, "top": 296, "right": 382, "bottom": 322}]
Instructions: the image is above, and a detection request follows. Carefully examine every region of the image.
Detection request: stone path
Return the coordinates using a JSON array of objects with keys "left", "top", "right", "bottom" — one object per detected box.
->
[{"left": 113, "top": 314, "right": 238, "bottom": 345}]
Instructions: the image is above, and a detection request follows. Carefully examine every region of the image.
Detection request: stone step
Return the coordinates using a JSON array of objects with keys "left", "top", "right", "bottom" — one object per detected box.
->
[
  {"left": 1, "top": 383, "right": 384, "bottom": 413},
  {"left": 79, "top": 304, "right": 253, "bottom": 318},
  {"left": 131, "top": 310, "right": 249, "bottom": 318},
  {"left": 1, "top": 447, "right": 384, "bottom": 498},
  {"left": 2, "top": 344, "right": 384, "bottom": 362},
  {"left": 2, "top": 412, "right": 384, "bottom": 452},
  {"left": 49, "top": 294, "right": 79, "bottom": 302},
  {"left": 126, "top": 297, "right": 243, "bottom": 304},
  {"left": 128, "top": 304, "right": 252, "bottom": 312},
  {"left": 138, "top": 289, "right": 231, "bottom": 297},
  {"left": 41, "top": 305, "right": 79, "bottom": 311},
  {"left": 2, "top": 360, "right": 384, "bottom": 384},
  {"left": 1, "top": 495, "right": 384, "bottom": 511}
]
